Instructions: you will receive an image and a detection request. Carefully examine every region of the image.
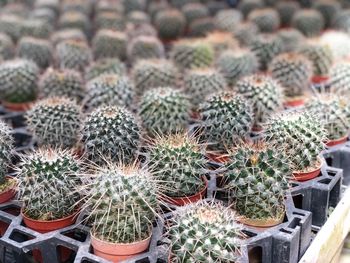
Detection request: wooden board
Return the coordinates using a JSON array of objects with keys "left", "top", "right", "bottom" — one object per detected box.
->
[{"left": 299, "top": 188, "right": 350, "bottom": 263}]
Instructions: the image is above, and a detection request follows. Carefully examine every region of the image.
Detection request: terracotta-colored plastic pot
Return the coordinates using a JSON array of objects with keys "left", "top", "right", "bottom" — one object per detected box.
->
[
  {"left": 162, "top": 179, "right": 208, "bottom": 206},
  {"left": 326, "top": 135, "right": 348, "bottom": 147},
  {"left": 207, "top": 152, "right": 229, "bottom": 163},
  {"left": 237, "top": 213, "right": 285, "bottom": 228},
  {"left": 0, "top": 177, "right": 17, "bottom": 204},
  {"left": 21, "top": 210, "right": 79, "bottom": 234},
  {"left": 2, "top": 100, "right": 34, "bottom": 112},
  {"left": 283, "top": 97, "right": 305, "bottom": 108},
  {"left": 251, "top": 125, "right": 264, "bottom": 132},
  {"left": 91, "top": 232, "right": 152, "bottom": 262},
  {"left": 312, "top": 75, "right": 329, "bottom": 85},
  {"left": 292, "top": 158, "right": 323, "bottom": 182}
]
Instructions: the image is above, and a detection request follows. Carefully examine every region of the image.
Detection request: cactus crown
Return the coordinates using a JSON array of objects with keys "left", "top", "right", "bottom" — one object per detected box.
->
[
  {"left": 17, "top": 148, "right": 81, "bottom": 220},
  {"left": 128, "top": 36, "right": 165, "bottom": 62},
  {"left": 265, "top": 111, "right": 326, "bottom": 172},
  {"left": 232, "top": 21, "right": 259, "bottom": 46},
  {"left": 149, "top": 134, "right": 206, "bottom": 198},
  {"left": 277, "top": 28, "right": 305, "bottom": 53},
  {"left": 214, "top": 9, "right": 242, "bottom": 31},
  {"left": 169, "top": 201, "right": 243, "bottom": 262},
  {"left": 26, "top": 97, "right": 81, "bottom": 148},
  {"left": 329, "top": 62, "right": 350, "bottom": 96},
  {"left": 81, "top": 106, "right": 141, "bottom": 164},
  {"left": 92, "top": 29, "right": 127, "bottom": 61},
  {"left": 83, "top": 163, "right": 159, "bottom": 243},
  {"left": 83, "top": 74, "right": 134, "bottom": 112},
  {"left": 198, "top": 91, "right": 253, "bottom": 153},
  {"left": 138, "top": 87, "right": 190, "bottom": 137},
  {"left": 0, "top": 120, "right": 13, "bottom": 184},
  {"left": 292, "top": 9, "right": 325, "bottom": 37},
  {"left": 248, "top": 8, "right": 281, "bottom": 33},
  {"left": 155, "top": 8, "right": 186, "bottom": 40},
  {"left": 85, "top": 58, "right": 126, "bottom": 81},
  {"left": 224, "top": 142, "right": 290, "bottom": 221}
]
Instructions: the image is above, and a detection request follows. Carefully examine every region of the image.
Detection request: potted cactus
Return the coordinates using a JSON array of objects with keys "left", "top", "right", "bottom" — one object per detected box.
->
[
  {"left": 0, "top": 120, "right": 16, "bottom": 204},
  {"left": 81, "top": 163, "right": 159, "bottom": 262},
  {"left": 149, "top": 134, "right": 207, "bottom": 206},
  {"left": 168, "top": 201, "right": 244, "bottom": 262},
  {"left": 16, "top": 148, "right": 81, "bottom": 232},
  {"left": 224, "top": 142, "right": 291, "bottom": 227},
  {"left": 265, "top": 111, "right": 327, "bottom": 181}
]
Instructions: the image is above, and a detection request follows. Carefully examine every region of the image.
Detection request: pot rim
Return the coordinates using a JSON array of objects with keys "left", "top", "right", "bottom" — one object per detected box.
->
[
  {"left": 21, "top": 208, "right": 80, "bottom": 223},
  {"left": 90, "top": 230, "right": 152, "bottom": 247}
]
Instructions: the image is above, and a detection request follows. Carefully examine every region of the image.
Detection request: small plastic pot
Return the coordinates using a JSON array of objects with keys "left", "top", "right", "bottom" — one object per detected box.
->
[
  {"left": 312, "top": 75, "right": 329, "bottom": 85},
  {"left": 0, "top": 176, "right": 17, "bottom": 204},
  {"left": 162, "top": 179, "right": 208, "bottom": 206},
  {"left": 326, "top": 135, "right": 348, "bottom": 147},
  {"left": 283, "top": 97, "right": 305, "bottom": 108},
  {"left": 237, "top": 212, "right": 285, "bottom": 228},
  {"left": 2, "top": 100, "right": 34, "bottom": 112},
  {"left": 292, "top": 158, "right": 323, "bottom": 182},
  {"left": 91, "top": 231, "right": 151, "bottom": 262}
]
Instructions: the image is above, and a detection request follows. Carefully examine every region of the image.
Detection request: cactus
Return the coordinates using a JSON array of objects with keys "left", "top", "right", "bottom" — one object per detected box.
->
[
  {"left": 169, "top": 201, "right": 243, "bottom": 262},
  {"left": 276, "top": 28, "right": 305, "bottom": 52},
  {"left": 17, "top": 37, "right": 53, "bottom": 69},
  {"left": 85, "top": 58, "right": 126, "bottom": 81},
  {"left": 248, "top": 8, "right": 280, "bottom": 33},
  {"left": 83, "top": 163, "right": 158, "bottom": 244},
  {"left": 235, "top": 74, "right": 283, "bottom": 127},
  {"left": 0, "top": 33, "right": 14, "bottom": 61},
  {"left": 204, "top": 31, "right": 238, "bottom": 55},
  {"left": 182, "top": 3, "right": 209, "bottom": 25},
  {"left": 127, "top": 23, "right": 158, "bottom": 39},
  {"left": 62, "top": 0, "right": 93, "bottom": 15},
  {"left": 20, "top": 18, "right": 52, "bottom": 39},
  {"left": 188, "top": 17, "right": 215, "bottom": 37},
  {"left": 138, "top": 87, "right": 190, "bottom": 136},
  {"left": 0, "top": 59, "right": 39, "bottom": 103},
  {"left": 232, "top": 21, "right": 259, "bottom": 46},
  {"left": 26, "top": 97, "right": 81, "bottom": 148},
  {"left": 320, "top": 31, "right": 350, "bottom": 60},
  {"left": 0, "top": 120, "right": 13, "bottom": 186},
  {"left": 224, "top": 142, "right": 290, "bottom": 222},
  {"left": 127, "top": 36, "right": 165, "bottom": 63},
  {"left": 216, "top": 49, "right": 259, "bottom": 86},
  {"left": 265, "top": 111, "right": 326, "bottom": 172},
  {"left": 269, "top": 53, "right": 313, "bottom": 98},
  {"left": 298, "top": 40, "right": 333, "bottom": 77},
  {"left": 83, "top": 74, "right": 134, "bottom": 112},
  {"left": 92, "top": 30, "right": 127, "bottom": 61},
  {"left": 39, "top": 68, "right": 84, "bottom": 102},
  {"left": 329, "top": 62, "right": 350, "bottom": 95},
  {"left": 56, "top": 40, "right": 92, "bottom": 72},
  {"left": 132, "top": 59, "right": 178, "bottom": 96},
  {"left": 198, "top": 91, "right": 253, "bottom": 152},
  {"left": 149, "top": 134, "right": 206, "bottom": 198},
  {"left": 306, "top": 93, "right": 350, "bottom": 140},
  {"left": 184, "top": 68, "right": 226, "bottom": 107},
  {"left": 81, "top": 106, "right": 141, "bottom": 164},
  {"left": 0, "top": 14, "right": 22, "bottom": 41},
  {"left": 123, "top": 0, "right": 146, "bottom": 13},
  {"left": 214, "top": 9, "right": 243, "bottom": 31},
  {"left": 31, "top": 8, "right": 57, "bottom": 24},
  {"left": 291, "top": 9, "right": 325, "bottom": 37},
  {"left": 58, "top": 11, "right": 90, "bottom": 35},
  {"left": 171, "top": 39, "right": 214, "bottom": 70},
  {"left": 51, "top": 29, "right": 86, "bottom": 46},
  {"left": 249, "top": 33, "right": 283, "bottom": 71},
  {"left": 127, "top": 11, "right": 150, "bottom": 25},
  {"left": 154, "top": 9, "right": 186, "bottom": 40},
  {"left": 16, "top": 148, "right": 81, "bottom": 220},
  {"left": 313, "top": 0, "right": 341, "bottom": 28},
  {"left": 237, "top": 0, "right": 264, "bottom": 17},
  {"left": 276, "top": 1, "right": 300, "bottom": 27},
  {"left": 94, "top": 11, "right": 125, "bottom": 31},
  {"left": 333, "top": 9, "right": 350, "bottom": 33}
]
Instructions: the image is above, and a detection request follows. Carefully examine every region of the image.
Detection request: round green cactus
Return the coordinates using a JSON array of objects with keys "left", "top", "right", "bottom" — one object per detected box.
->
[
  {"left": 0, "top": 120, "right": 13, "bottom": 185},
  {"left": 235, "top": 74, "right": 283, "bottom": 126},
  {"left": 58, "top": 11, "right": 90, "bottom": 35},
  {"left": 0, "top": 33, "right": 13, "bottom": 61},
  {"left": 0, "top": 59, "right": 39, "bottom": 103},
  {"left": 232, "top": 21, "right": 259, "bottom": 46},
  {"left": 249, "top": 33, "right": 283, "bottom": 71},
  {"left": 92, "top": 29, "right": 127, "bottom": 61},
  {"left": 269, "top": 52, "right": 313, "bottom": 98},
  {"left": 127, "top": 35, "right": 165, "bottom": 63},
  {"left": 313, "top": 0, "right": 341, "bottom": 28},
  {"left": 248, "top": 8, "right": 280, "bottom": 33},
  {"left": 17, "top": 37, "right": 53, "bottom": 69},
  {"left": 224, "top": 142, "right": 290, "bottom": 221},
  {"left": 16, "top": 148, "right": 81, "bottom": 220},
  {"left": 298, "top": 40, "right": 333, "bottom": 77},
  {"left": 216, "top": 49, "right": 259, "bottom": 86},
  {"left": 83, "top": 74, "right": 134, "bottom": 112},
  {"left": 39, "top": 68, "right": 84, "bottom": 102},
  {"left": 0, "top": 14, "right": 22, "bottom": 41},
  {"left": 94, "top": 11, "right": 125, "bottom": 31},
  {"left": 291, "top": 9, "right": 325, "bottom": 37},
  {"left": 81, "top": 106, "right": 141, "bottom": 164},
  {"left": 30, "top": 8, "right": 57, "bottom": 24},
  {"left": 123, "top": 0, "right": 146, "bottom": 13},
  {"left": 333, "top": 9, "right": 350, "bottom": 33},
  {"left": 198, "top": 91, "right": 253, "bottom": 152},
  {"left": 26, "top": 97, "right": 82, "bottom": 148},
  {"left": 56, "top": 39, "right": 92, "bottom": 72},
  {"left": 276, "top": 1, "right": 300, "bottom": 27},
  {"left": 85, "top": 58, "right": 126, "bottom": 81},
  {"left": 169, "top": 201, "right": 243, "bottom": 263},
  {"left": 51, "top": 29, "right": 86, "bottom": 46},
  {"left": 149, "top": 134, "right": 206, "bottom": 198},
  {"left": 214, "top": 9, "right": 243, "bottom": 31},
  {"left": 188, "top": 17, "right": 215, "bottom": 37},
  {"left": 127, "top": 11, "right": 150, "bottom": 25},
  {"left": 20, "top": 18, "right": 53, "bottom": 39},
  {"left": 132, "top": 59, "right": 179, "bottom": 96},
  {"left": 265, "top": 111, "right": 326, "bottom": 172},
  {"left": 182, "top": 3, "right": 209, "bottom": 25},
  {"left": 329, "top": 62, "right": 350, "bottom": 95},
  {"left": 138, "top": 87, "right": 190, "bottom": 136},
  {"left": 154, "top": 9, "right": 186, "bottom": 40},
  {"left": 276, "top": 28, "right": 305, "bottom": 53},
  {"left": 84, "top": 163, "right": 158, "bottom": 244},
  {"left": 306, "top": 93, "right": 350, "bottom": 140},
  {"left": 237, "top": 0, "right": 264, "bottom": 18},
  {"left": 184, "top": 68, "right": 226, "bottom": 107},
  {"left": 171, "top": 39, "right": 214, "bottom": 70}
]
